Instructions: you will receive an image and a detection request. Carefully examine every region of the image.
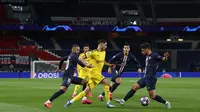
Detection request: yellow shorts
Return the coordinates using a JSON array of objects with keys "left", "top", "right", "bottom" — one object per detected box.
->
[
  {"left": 78, "top": 69, "right": 90, "bottom": 81},
  {"left": 88, "top": 73, "right": 105, "bottom": 90}
]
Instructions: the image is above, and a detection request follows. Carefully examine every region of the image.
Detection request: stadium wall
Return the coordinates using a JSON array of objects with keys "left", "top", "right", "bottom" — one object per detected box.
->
[{"left": 0, "top": 72, "right": 200, "bottom": 78}]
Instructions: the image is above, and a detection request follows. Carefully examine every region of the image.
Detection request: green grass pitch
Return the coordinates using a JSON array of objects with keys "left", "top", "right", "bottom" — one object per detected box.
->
[{"left": 0, "top": 78, "right": 200, "bottom": 112}]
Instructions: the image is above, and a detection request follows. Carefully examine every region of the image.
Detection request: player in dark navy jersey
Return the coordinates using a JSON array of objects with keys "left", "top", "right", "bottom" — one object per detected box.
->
[
  {"left": 98, "top": 43, "right": 142, "bottom": 101},
  {"left": 44, "top": 44, "right": 93, "bottom": 108},
  {"left": 115, "top": 42, "right": 171, "bottom": 109}
]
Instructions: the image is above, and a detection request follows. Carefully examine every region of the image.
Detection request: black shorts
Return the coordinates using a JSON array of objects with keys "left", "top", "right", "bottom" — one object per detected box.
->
[
  {"left": 137, "top": 77, "right": 157, "bottom": 91},
  {"left": 61, "top": 76, "right": 83, "bottom": 87},
  {"left": 111, "top": 69, "right": 121, "bottom": 83}
]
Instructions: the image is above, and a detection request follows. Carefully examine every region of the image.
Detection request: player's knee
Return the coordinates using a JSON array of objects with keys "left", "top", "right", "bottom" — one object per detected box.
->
[
  {"left": 81, "top": 79, "right": 88, "bottom": 85},
  {"left": 104, "top": 81, "right": 110, "bottom": 86},
  {"left": 149, "top": 92, "right": 156, "bottom": 99},
  {"left": 150, "top": 95, "right": 156, "bottom": 99},
  {"left": 60, "top": 86, "right": 67, "bottom": 91},
  {"left": 115, "top": 78, "right": 121, "bottom": 84},
  {"left": 132, "top": 83, "right": 140, "bottom": 91},
  {"left": 84, "top": 87, "right": 91, "bottom": 94}
]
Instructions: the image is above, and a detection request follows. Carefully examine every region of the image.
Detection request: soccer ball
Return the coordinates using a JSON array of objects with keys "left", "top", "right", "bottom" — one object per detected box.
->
[{"left": 140, "top": 96, "right": 150, "bottom": 106}]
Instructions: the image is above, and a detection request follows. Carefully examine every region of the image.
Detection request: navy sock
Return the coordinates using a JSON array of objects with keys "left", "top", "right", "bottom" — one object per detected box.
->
[
  {"left": 49, "top": 89, "right": 65, "bottom": 102},
  {"left": 154, "top": 95, "right": 166, "bottom": 104},
  {"left": 123, "top": 89, "right": 136, "bottom": 101},
  {"left": 82, "top": 83, "right": 87, "bottom": 91},
  {"left": 110, "top": 83, "right": 120, "bottom": 93}
]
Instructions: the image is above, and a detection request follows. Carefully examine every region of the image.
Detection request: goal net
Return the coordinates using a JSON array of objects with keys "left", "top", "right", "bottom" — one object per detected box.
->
[{"left": 31, "top": 60, "right": 75, "bottom": 78}]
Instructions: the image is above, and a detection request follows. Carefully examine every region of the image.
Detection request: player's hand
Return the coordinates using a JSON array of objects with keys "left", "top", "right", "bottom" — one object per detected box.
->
[
  {"left": 164, "top": 52, "right": 170, "bottom": 58},
  {"left": 108, "top": 67, "right": 112, "bottom": 74},
  {"left": 86, "top": 64, "right": 94, "bottom": 68},
  {"left": 56, "top": 69, "right": 61, "bottom": 72},
  {"left": 111, "top": 64, "right": 116, "bottom": 68},
  {"left": 138, "top": 68, "right": 142, "bottom": 73}
]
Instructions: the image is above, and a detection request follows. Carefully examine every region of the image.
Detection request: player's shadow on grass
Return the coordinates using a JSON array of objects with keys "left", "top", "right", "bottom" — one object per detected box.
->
[
  {"left": 124, "top": 106, "right": 192, "bottom": 110},
  {"left": 69, "top": 105, "right": 103, "bottom": 108}
]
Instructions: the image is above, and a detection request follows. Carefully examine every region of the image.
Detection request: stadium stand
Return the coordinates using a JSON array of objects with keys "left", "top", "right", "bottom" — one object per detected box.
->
[{"left": 1, "top": 0, "right": 200, "bottom": 72}]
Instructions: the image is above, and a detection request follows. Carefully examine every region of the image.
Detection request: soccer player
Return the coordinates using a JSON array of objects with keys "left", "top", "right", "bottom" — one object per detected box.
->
[
  {"left": 72, "top": 44, "right": 93, "bottom": 104},
  {"left": 114, "top": 42, "right": 171, "bottom": 109},
  {"left": 98, "top": 43, "right": 142, "bottom": 101},
  {"left": 64, "top": 39, "right": 116, "bottom": 108},
  {"left": 44, "top": 44, "right": 93, "bottom": 108}
]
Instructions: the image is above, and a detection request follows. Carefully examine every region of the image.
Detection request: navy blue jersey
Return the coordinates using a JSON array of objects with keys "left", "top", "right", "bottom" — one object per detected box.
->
[
  {"left": 144, "top": 52, "right": 163, "bottom": 78},
  {"left": 59, "top": 53, "right": 85, "bottom": 78},
  {"left": 109, "top": 52, "right": 141, "bottom": 75}
]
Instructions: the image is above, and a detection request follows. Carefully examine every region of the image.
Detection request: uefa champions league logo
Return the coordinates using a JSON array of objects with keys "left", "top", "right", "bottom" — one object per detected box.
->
[
  {"left": 112, "top": 26, "right": 142, "bottom": 32},
  {"left": 183, "top": 26, "right": 200, "bottom": 32},
  {"left": 42, "top": 25, "right": 72, "bottom": 31}
]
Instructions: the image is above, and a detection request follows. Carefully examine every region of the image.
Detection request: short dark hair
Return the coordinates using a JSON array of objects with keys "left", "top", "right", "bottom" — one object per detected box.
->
[
  {"left": 97, "top": 39, "right": 107, "bottom": 45},
  {"left": 72, "top": 44, "right": 79, "bottom": 48},
  {"left": 140, "top": 42, "right": 151, "bottom": 49},
  {"left": 124, "top": 43, "right": 130, "bottom": 47},
  {"left": 83, "top": 44, "right": 89, "bottom": 47}
]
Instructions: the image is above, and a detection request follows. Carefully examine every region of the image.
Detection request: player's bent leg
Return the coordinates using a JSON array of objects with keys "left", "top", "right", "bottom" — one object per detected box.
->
[
  {"left": 148, "top": 90, "right": 171, "bottom": 109},
  {"left": 64, "top": 87, "right": 89, "bottom": 108},
  {"left": 98, "top": 85, "right": 113, "bottom": 101},
  {"left": 73, "top": 77, "right": 92, "bottom": 104},
  {"left": 100, "top": 78, "right": 116, "bottom": 108},
  {"left": 110, "top": 77, "right": 121, "bottom": 99},
  {"left": 44, "top": 86, "right": 67, "bottom": 108},
  {"left": 115, "top": 83, "right": 140, "bottom": 106},
  {"left": 81, "top": 86, "right": 93, "bottom": 104},
  {"left": 72, "top": 85, "right": 80, "bottom": 98},
  {"left": 64, "top": 81, "right": 95, "bottom": 108},
  {"left": 111, "top": 77, "right": 121, "bottom": 94},
  {"left": 72, "top": 72, "right": 86, "bottom": 97}
]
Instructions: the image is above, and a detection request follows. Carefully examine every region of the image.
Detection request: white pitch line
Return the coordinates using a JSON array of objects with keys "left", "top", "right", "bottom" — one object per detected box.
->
[{"left": 129, "top": 80, "right": 137, "bottom": 82}]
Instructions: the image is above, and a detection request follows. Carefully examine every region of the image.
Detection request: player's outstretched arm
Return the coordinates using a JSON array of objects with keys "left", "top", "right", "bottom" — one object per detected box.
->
[
  {"left": 104, "top": 61, "right": 116, "bottom": 68},
  {"left": 79, "top": 55, "right": 88, "bottom": 65},
  {"left": 76, "top": 57, "right": 93, "bottom": 68},
  {"left": 57, "top": 56, "right": 68, "bottom": 71},
  {"left": 130, "top": 53, "right": 142, "bottom": 73}
]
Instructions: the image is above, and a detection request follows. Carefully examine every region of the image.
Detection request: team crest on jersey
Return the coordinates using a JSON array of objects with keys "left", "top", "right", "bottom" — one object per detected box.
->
[{"left": 96, "top": 60, "right": 100, "bottom": 64}]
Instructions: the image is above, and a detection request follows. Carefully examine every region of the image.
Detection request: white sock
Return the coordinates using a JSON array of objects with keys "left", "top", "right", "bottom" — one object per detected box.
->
[
  {"left": 69, "top": 100, "right": 74, "bottom": 103},
  {"left": 46, "top": 100, "right": 51, "bottom": 103},
  {"left": 99, "top": 94, "right": 103, "bottom": 97},
  {"left": 107, "top": 102, "right": 110, "bottom": 105},
  {"left": 73, "top": 92, "right": 76, "bottom": 94},
  {"left": 121, "top": 99, "right": 125, "bottom": 102},
  {"left": 82, "top": 96, "right": 87, "bottom": 100}
]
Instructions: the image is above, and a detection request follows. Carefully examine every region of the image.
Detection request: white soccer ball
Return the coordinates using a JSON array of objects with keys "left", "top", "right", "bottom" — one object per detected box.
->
[{"left": 140, "top": 96, "right": 150, "bottom": 106}]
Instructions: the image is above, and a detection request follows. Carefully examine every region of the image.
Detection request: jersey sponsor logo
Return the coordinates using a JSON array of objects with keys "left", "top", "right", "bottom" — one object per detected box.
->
[{"left": 36, "top": 72, "right": 60, "bottom": 78}]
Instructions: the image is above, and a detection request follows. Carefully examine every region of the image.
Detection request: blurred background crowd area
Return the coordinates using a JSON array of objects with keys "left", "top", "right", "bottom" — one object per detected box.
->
[
  {"left": 0, "top": 32, "right": 200, "bottom": 72},
  {"left": 1, "top": 0, "right": 200, "bottom": 73},
  {"left": 0, "top": 0, "right": 200, "bottom": 26}
]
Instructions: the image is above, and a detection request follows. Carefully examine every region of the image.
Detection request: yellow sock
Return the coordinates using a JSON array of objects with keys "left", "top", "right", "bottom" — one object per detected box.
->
[
  {"left": 73, "top": 85, "right": 81, "bottom": 94},
  {"left": 71, "top": 91, "right": 86, "bottom": 103},
  {"left": 104, "top": 86, "right": 110, "bottom": 103}
]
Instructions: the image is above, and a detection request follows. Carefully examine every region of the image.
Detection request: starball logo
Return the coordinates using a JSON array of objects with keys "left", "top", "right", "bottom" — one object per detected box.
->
[{"left": 42, "top": 25, "right": 72, "bottom": 31}]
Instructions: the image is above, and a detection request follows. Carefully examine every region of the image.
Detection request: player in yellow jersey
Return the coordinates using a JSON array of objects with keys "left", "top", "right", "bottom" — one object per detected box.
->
[
  {"left": 64, "top": 39, "right": 116, "bottom": 108},
  {"left": 72, "top": 44, "right": 93, "bottom": 104}
]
